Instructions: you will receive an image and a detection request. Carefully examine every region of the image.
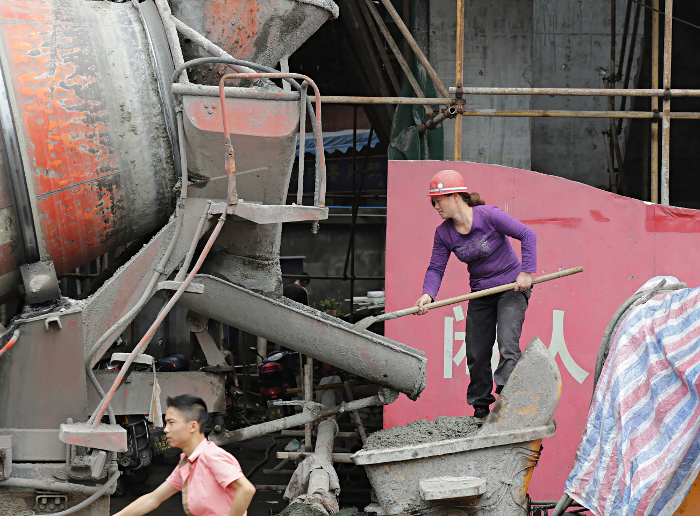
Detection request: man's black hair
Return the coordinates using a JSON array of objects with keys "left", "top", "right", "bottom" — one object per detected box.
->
[
  {"left": 299, "top": 272, "right": 311, "bottom": 285},
  {"left": 166, "top": 394, "right": 209, "bottom": 433}
]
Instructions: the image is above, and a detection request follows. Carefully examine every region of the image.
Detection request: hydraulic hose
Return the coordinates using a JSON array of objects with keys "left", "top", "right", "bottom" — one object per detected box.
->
[
  {"left": 90, "top": 207, "right": 227, "bottom": 425},
  {"left": 47, "top": 469, "right": 120, "bottom": 516},
  {"left": 0, "top": 329, "right": 20, "bottom": 359},
  {"left": 84, "top": 210, "right": 185, "bottom": 426}
]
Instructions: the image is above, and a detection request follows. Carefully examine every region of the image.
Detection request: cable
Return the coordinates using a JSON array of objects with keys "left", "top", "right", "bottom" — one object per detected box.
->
[
  {"left": 0, "top": 330, "right": 20, "bottom": 359},
  {"left": 629, "top": 0, "right": 700, "bottom": 33},
  {"left": 245, "top": 435, "right": 286, "bottom": 478},
  {"left": 49, "top": 469, "right": 120, "bottom": 516}
]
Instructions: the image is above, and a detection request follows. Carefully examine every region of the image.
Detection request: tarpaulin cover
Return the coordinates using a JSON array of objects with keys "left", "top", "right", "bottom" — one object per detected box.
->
[
  {"left": 566, "top": 277, "right": 700, "bottom": 516},
  {"left": 295, "top": 129, "right": 379, "bottom": 156}
]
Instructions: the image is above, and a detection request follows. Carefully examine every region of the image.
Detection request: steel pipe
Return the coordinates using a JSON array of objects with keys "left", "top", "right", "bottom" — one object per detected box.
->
[
  {"left": 458, "top": 110, "right": 700, "bottom": 119},
  {"left": 449, "top": 86, "right": 700, "bottom": 97},
  {"left": 661, "top": 0, "right": 673, "bottom": 206},
  {"left": 211, "top": 394, "right": 390, "bottom": 445},
  {"left": 360, "top": 0, "right": 424, "bottom": 100},
  {"left": 454, "top": 0, "right": 465, "bottom": 161},
  {"left": 321, "top": 96, "right": 450, "bottom": 105},
  {"left": 376, "top": 0, "right": 449, "bottom": 98},
  {"left": 172, "top": 83, "right": 300, "bottom": 100},
  {"left": 618, "top": 0, "right": 642, "bottom": 134},
  {"left": 277, "top": 452, "right": 355, "bottom": 464},
  {"left": 357, "top": 0, "right": 402, "bottom": 96},
  {"left": 651, "top": 0, "right": 660, "bottom": 204}
]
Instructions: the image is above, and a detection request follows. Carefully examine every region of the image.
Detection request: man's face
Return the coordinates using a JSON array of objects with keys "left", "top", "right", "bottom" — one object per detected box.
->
[{"left": 164, "top": 407, "right": 196, "bottom": 448}]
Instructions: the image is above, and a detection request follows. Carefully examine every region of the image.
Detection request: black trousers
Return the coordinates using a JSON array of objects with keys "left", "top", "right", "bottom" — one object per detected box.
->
[{"left": 465, "top": 288, "right": 530, "bottom": 407}]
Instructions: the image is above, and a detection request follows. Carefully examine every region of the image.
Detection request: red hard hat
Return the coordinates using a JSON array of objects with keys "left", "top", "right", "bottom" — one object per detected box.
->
[{"left": 428, "top": 170, "right": 468, "bottom": 196}]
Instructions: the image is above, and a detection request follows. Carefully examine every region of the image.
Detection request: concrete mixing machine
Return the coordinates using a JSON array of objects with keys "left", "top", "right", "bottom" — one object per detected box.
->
[{"left": 0, "top": 0, "right": 429, "bottom": 514}]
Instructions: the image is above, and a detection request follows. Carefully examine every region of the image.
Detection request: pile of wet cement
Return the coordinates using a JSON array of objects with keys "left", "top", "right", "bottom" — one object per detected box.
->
[{"left": 363, "top": 416, "right": 480, "bottom": 450}]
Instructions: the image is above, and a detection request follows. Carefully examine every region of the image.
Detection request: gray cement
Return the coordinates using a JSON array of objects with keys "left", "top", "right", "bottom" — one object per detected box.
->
[{"left": 363, "top": 416, "right": 480, "bottom": 450}]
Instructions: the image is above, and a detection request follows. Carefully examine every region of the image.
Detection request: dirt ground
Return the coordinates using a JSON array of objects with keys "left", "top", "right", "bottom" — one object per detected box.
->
[{"left": 109, "top": 433, "right": 372, "bottom": 516}]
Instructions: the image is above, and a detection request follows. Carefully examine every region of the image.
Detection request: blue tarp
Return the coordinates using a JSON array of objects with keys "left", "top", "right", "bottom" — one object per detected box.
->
[{"left": 296, "top": 129, "right": 380, "bottom": 156}]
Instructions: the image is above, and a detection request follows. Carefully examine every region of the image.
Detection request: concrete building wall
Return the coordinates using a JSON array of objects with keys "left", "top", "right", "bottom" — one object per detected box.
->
[
  {"left": 430, "top": 0, "right": 533, "bottom": 169},
  {"left": 531, "top": 0, "right": 640, "bottom": 188},
  {"left": 428, "top": 0, "right": 641, "bottom": 187}
]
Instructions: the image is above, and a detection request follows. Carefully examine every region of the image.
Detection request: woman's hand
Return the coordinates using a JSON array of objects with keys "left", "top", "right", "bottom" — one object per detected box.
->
[
  {"left": 415, "top": 294, "right": 433, "bottom": 315},
  {"left": 514, "top": 272, "right": 532, "bottom": 291}
]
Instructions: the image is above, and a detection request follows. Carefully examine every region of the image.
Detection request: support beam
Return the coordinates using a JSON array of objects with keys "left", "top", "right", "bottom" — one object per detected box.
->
[
  {"left": 454, "top": 0, "right": 465, "bottom": 161},
  {"left": 661, "top": 0, "right": 673, "bottom": 205},
  {"left": 651, "top": 0, "right": 660, "bottom": 204}
]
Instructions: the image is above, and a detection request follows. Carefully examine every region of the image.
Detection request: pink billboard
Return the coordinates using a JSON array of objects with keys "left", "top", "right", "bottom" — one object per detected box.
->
[{"left": 384, "top": 160, "right": 700, "bottom": 500}]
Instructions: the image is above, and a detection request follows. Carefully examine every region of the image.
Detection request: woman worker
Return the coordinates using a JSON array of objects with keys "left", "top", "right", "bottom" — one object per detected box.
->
[{"left": 414, "top": 170, "right": 537, "bottom": 423}]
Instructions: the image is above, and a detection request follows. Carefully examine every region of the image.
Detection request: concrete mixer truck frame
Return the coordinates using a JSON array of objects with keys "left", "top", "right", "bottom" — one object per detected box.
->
[{"left": 0, "top": 0, "right": 433, "bottom": 513}]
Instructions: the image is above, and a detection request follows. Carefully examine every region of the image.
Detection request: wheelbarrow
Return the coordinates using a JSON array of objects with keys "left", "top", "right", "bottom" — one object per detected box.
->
[{"left": 352, "top": 337, "right": 562, "bottom": 516}]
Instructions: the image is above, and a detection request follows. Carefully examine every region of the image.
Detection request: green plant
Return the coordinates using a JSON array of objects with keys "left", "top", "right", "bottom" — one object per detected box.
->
[{"left": 320, "top": 295, "right": 342, "bottom": 314}]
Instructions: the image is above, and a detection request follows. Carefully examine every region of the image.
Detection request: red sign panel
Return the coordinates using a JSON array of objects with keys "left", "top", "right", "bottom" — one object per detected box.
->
[{"left": 385, "top": 161, "right": 700, "bottom": 499}]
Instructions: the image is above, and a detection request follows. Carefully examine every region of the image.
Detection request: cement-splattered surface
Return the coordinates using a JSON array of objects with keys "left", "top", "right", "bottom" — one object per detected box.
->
[{"left": 363, "top": 416, "right": 480, "bottom": 450}]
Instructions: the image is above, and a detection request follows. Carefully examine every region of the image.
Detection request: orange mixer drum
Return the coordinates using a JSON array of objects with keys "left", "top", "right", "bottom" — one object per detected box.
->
[{"left": 0, "top": 0, "right": 178, "bottom": 301}]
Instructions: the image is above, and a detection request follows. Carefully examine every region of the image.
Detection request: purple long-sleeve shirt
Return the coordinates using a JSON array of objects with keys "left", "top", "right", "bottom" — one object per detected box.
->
[{"left": 422, "top": 205, "right": 537, "bottom": 299}]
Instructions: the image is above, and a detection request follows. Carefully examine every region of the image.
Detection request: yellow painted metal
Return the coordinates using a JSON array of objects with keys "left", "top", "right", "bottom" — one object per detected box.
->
[{"left": 454, "top": 0, "right": 465, "bottom": 161}]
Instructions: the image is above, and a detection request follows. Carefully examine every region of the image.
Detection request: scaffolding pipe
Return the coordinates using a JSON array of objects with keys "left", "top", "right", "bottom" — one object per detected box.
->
[
  {"left": 458, "top": 110, "right": 700, "bottom": 119},
  {"left": 360, "top": 0, "right": 422, "bottom": 99},
  {"left": 454, "top": 0, "right": 465, "bottom": 161},
  {"left": 376, "top": 0, "right": 449, "bottom": 98},
  {"left": 651, "top": 0, "right": 660, "bottom": 204},
  {"left": 618, "top": 0, "right": 642, "bottom": 134},
  {"left": 448, "top": 86, "right": 700, "bottom": 97},
  {"left": 617, "top": 0, "right": 633, "bottom": 83},
  {"left": 661, "top": 0, "right": 673, "bottom": 206}
]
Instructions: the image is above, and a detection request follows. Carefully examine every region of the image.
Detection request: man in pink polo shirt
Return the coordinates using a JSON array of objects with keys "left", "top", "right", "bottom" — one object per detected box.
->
[{"left": 114, "top": 394, "right": 256, "bottom": 516}]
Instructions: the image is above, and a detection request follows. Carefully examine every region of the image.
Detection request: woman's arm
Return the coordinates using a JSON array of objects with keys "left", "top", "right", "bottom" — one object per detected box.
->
[
  {"left": 113, "top": 481, "right": 178, "bottom": 516},
  {"left": 227, "top": 476, "right": 256, "bottom": 516},
  {"left": 490, "top": 208, "right": 537, "bottom": 275},
  {"left": 420, "top": 229, "right": 451, "bottom": 302}
]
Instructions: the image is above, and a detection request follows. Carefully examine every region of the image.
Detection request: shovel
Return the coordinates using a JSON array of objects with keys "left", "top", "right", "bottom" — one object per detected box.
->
[{"left": 351, "top": 266, "right": 584, "bottom": 332}]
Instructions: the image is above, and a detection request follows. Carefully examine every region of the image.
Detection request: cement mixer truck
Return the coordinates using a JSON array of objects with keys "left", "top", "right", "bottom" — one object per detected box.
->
[{"left": 0, "top": 1, "right": 564, "bottom": 515}]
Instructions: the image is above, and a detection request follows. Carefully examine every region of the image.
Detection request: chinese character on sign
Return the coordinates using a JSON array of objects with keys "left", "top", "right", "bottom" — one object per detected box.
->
[{"left": 443, "top": 307, "right": 589, "bottom": 383}]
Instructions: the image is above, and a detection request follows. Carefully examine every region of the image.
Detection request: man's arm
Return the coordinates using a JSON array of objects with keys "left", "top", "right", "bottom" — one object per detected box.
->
[
  {"left": 227, "top": 476, "right": 256, "bottom": 516},
  {"left": 113, "top": 481, "right": 178, "bottom": 516}
]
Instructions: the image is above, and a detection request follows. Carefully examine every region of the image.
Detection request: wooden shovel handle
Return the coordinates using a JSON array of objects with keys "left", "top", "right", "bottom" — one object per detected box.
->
[{"left": 384, "top": 266, "right": 584, "bottom": 321}]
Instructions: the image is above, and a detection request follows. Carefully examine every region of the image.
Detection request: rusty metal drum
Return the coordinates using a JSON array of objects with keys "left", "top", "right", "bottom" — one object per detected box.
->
[{"left": 0, "top": 0, "right": 177, "bottom": 301}]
